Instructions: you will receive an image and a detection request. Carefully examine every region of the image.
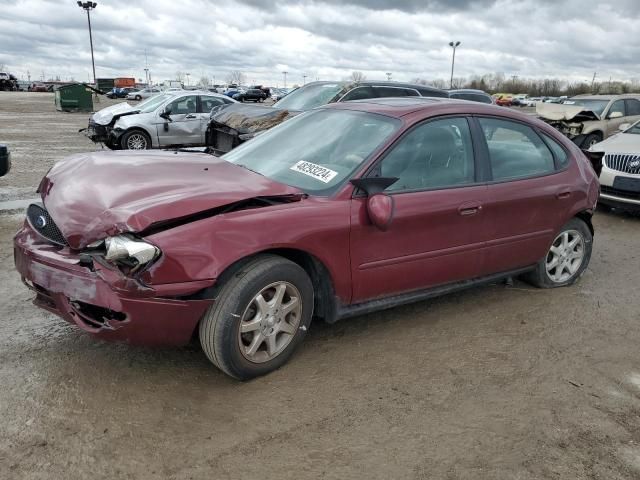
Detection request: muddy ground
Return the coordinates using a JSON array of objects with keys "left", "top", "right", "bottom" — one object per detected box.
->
[{"left": 1, "top": 91, "right": 639, "bottom": 479}]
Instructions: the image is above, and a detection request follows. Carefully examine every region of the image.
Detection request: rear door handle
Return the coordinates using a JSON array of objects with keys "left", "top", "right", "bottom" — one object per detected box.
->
[
  {"left": 185, "top": 114, "right": 197, "bottom": 119},
  {"left": 556, "top": 191, "right": 571, "bottom": 200},
  {"left": 458, "top": 203, "right": 482, "bottom": 216}
]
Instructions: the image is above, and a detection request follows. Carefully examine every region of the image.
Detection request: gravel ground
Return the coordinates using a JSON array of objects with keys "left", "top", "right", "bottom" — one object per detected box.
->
[{"left": 1, "top": 91, "right": 639, "bottom": 479}]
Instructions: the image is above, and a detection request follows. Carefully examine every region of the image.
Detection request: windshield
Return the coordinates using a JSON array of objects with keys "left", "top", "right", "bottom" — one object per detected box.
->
[
  {"left": 274, "top": 83, "right": 346, "bottom": 111},
  {"left": 137, "top": 94, "right": 172, "bottom": 113},
  {"left": 222, "top": 109, "right": 399, "bottom": 195},
  {"left": 563, "top": 99, "right": 610, "bottom": 116}
]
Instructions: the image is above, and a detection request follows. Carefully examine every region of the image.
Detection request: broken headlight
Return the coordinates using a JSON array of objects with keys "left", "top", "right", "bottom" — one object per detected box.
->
[{"left": 88, "top": 235, "right": 160, "bottom": 272}]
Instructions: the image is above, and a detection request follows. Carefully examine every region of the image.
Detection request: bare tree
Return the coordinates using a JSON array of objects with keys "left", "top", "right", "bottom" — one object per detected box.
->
[
  {"left": 198, "top": 76, "right": 209, "bottom": 87},
  {"left": 226, "top": 70, "right": 246, "bottom": 86},
  {"left": 350, "top": 71, "right": 366, "bottom": 83},
  {"left": 175, "top": 71, "right": 185, "bottom": 82}
]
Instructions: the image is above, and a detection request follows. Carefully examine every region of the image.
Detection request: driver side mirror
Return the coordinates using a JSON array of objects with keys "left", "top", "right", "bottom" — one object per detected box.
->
[
  {"left": 159, "top": 107, "right": 173, "bottom": 122},
  {"left": 350, "top": 177, "right": 398, "bottom": 231},
  {"left": 608, "top": 111, "right": 623, "bottom": 119}
]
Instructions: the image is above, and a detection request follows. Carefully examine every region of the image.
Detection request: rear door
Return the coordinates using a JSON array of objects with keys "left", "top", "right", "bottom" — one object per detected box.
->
[
  {"left": 474, "top": 117, "right": 570, "bottom": 275},
  {"left": 604, "top": 100, "right": 627, "bottom": 137},
  {"left": 624, "top": 99, "right": 640, "bottom": 127},
  {"left": 157, "top": 95, "right": 201, "bottom": 146},
  {"left": 349, "top": 116, "right": 488, "bottom": 302}
]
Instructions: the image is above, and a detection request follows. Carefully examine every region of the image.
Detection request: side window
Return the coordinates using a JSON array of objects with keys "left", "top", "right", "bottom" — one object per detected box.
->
[
  {"left": 379, "top": 117, "right": 475, "bottom": 192},
  {"left": 200, "top": 96, "right": 225, "bottom": 112},
  {"left": 479, "top": 118, "right": 555, "bottom": 181},
  {"left": 542, "top": 133, "right": 569, "bottom": 169},
  {"left": 625, "top": 99, "right": 640, "bottom": 116},
  {"left": 341, "top": 86, "right": 375, "bottom": 101},
  {"left": 167, "top": 95, "right": 197, "bottom": 115},
  {"left": 373, "top": 86, "right": 408, "bottom": 98},
  {"left": 608, "top": 100, "right": 626, "bottom": 118},
  {"left": 403, "top": 89, "right": 420, "bottom": 97}
]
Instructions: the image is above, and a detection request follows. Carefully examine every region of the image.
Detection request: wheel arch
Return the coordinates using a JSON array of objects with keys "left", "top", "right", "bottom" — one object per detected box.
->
[
  {"left": 575, "top": 210, "right": 595, "bottom": 236},
  {"left": 199, "top": 248, "right": 339, "bottom": 324},
  {"left": 121, "top": 126, "right": 155, "bottom": 148}
]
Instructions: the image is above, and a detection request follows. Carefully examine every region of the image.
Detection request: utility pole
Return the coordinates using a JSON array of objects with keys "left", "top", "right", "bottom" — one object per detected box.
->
[
  {"left": 77, "top": 2, "right": 98, "bottom": 85},
  {"left": 449, "top": 41, "right": 461, "bottom": 89},
  {"left": 591, "top": 72, "right": 597, "bottom": 93},
  {"left": 282, "top": 71, "right": 288, "bottom": 88},
  {"left": 303, "top": 74, "right": 307, "bottom": 85},
  {"left": 144, "top": 48, "right": 150, "bottom": 86},
  {"left": 386, "top": 72, "right": 392, "bottom": 81}
]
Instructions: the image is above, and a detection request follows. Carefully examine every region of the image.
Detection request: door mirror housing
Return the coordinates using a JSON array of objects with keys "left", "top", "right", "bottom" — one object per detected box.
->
[
  {"left": 350, "top": 177, "right": 398, "bottom": 231},
  {"left": 619, "top": 123, "right": 631, "bottom": 132},
  {"left": 159, "top": 107, "right": 172, "bottom": 121},
  {"left": 608, "top": 111, "right": 623, "bottom": 119}
]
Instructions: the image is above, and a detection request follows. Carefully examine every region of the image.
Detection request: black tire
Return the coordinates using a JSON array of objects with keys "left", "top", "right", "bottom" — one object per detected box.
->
[
  {"left": 120, "top": 129, "right": 151, "bottom": 150},
  {"left": 582, "top": 133, "right": 602, "bottom": 149},
  {"left": 524, "top": 218, "right": 593, "bottom": 288},
  {"left": 199, "top": 255, "right": 314, "bottom": 380}
]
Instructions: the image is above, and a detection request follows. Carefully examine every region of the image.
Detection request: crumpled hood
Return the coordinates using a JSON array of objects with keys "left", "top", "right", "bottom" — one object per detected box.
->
[
  {"left": 91, "top": 102, "right": 138, "bottom": 125},
  {"left": 589, "top": 132, "right": 640, "bottom": 154},
  {"left": 536, "top": 102, "right": 600, "bottom": 122},
  {"left": 39, "top": 150, "right": 302, "bottom": 249},
  {"left": 210, "top": 103, "right": 297, "bottom": 134}
]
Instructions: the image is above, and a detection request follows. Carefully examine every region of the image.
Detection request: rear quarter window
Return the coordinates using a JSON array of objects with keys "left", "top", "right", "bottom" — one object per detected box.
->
[{"left": 541, "top": 133, "right": 570, "bottom": 169}]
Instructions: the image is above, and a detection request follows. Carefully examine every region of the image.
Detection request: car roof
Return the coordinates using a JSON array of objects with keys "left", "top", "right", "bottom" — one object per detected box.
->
[
  {"left": 322, "top": 96, "right": 518, "bottom": 119},
  {"left": 304, "top": 80, "right": 446, "bottom": 94},
  {"left": 571, "top": 94, "right": 640, "bottom": 100},
  {"left": 449, "top": 89, "right": 491, "bottom": 95}
]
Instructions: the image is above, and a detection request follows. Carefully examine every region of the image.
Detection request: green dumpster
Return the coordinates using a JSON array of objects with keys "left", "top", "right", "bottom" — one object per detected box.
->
[{"left": 55, "top": 84, "right": 94, "bottom": 112}]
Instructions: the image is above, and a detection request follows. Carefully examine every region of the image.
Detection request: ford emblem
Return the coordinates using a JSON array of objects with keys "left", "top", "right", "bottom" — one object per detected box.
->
[{"left": 35, "top": 215, "right": 47, "bottom": 229}]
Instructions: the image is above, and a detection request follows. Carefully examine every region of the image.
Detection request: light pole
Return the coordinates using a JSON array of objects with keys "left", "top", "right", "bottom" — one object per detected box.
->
[
  {"left": 303, "top": 74, "right": 307, "bottom": 85},
  {"left": 282, "top": 71, "right": 288, "bottom": 88},
  {"left": 386, "top": 72, "right": 392, "bottom": 81},
  {"left": 77, "top": 2, "right": 97, "bottom": 85},
  {"left": 449, "top": 41, "right": 461, "bottom": 89}
]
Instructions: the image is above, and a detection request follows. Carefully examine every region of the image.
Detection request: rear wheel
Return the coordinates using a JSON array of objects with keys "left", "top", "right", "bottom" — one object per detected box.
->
[
  {"left": 121, "top": 130, "right": 151, "bottom": 150},
  {"left": 524, "top": 218, "right": 592, "bottom": 288},
  {"left": 199, "top": 255, "right": 314, "bottom": 380}
]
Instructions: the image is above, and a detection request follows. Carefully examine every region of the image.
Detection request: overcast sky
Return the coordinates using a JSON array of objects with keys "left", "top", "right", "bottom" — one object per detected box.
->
[{"left": 0, "top": 0, "right": 638, "bottom": 86}]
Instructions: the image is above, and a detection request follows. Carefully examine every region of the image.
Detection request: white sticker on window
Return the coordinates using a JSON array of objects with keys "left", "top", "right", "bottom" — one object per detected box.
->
[{"left": 290, "top": 161, "right": 338, "bottom": 184}]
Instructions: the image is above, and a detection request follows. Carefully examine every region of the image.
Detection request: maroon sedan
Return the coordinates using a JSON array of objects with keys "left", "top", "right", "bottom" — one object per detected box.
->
[{"left": 15, "top": 98, "right": 599, "bottom": 380}]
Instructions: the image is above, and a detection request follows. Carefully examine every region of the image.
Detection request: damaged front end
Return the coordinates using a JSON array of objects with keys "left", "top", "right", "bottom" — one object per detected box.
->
[
  {"left": 536, "top": 102, "right": 600, "bottom": 144},
  {"left": 206, "top": 103, "right": 295, "bottom": 154},
  {"left": 79, "top": 103, "right": 140, "bottom": 149}
]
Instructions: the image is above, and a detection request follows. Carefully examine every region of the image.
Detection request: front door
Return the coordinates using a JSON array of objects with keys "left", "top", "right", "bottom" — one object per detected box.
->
[
  {"left": 349, "top": 117, "right": 487, "bottom": 302},
  {"left": 157, "top": 95, "right": 201, "bottom": 146}
]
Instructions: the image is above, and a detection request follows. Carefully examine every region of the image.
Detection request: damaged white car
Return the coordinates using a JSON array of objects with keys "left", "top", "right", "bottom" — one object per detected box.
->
[
  {"left": 537, "top": 94, "right": 640, "bottom": 148},
  {"left": 82, "top": 91, "right": 236, "bottom": 150}
]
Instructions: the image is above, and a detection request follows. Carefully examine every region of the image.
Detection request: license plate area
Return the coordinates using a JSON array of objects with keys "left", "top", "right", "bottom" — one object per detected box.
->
[{"left": 613, "top": 176, "right": 640, "bottom": 192}]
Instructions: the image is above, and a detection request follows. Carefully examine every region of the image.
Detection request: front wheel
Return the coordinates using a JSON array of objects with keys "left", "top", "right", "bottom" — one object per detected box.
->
[
  {"left": 121, "top": 130, "right": 151, "bottom": 150},
  {"left": 582, "top": 133, "right": 602, "bottom": 149},
  {"left": 199, "top": 255, "right": 314, "bottom": 380},
  {"left": 135, "top": 95, "right": 142, "bottom": 101},
  {"left": 524, "top": 218, "right": 592, "bottom": 288}
]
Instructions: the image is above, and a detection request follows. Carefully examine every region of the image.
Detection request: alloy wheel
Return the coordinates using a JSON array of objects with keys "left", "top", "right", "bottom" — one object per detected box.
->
[
  {"left": 238, "top": 281, "right": 302, "bottom": 363},
  {"left": 126, "top": 133, "right": 148, "bottom": 150},
  {"left": 545, "top": 230, "right": 585, "bottom": 283}
]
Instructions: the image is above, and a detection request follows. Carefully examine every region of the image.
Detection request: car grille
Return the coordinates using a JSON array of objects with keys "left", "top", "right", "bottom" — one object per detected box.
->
[
  {"left": 604, "top": 154, "right": 640, "bottom": 175},
  {"left": 26, "top": 203, "right": 68, "bottom": 246},
  {"left": 601, "top": 185, "right": 640, "bottom": 201}
]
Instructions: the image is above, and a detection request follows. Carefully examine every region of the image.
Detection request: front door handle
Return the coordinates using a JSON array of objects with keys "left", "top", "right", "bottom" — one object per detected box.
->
[
  {"left": 556, "top": 191, "right": 571, "bottom": 200},
  {"left": 458, "top": 203, "right": 482, "bottom": 216},
  {"left": 185, "top": 114, "right": 197, "bottom": 119}
]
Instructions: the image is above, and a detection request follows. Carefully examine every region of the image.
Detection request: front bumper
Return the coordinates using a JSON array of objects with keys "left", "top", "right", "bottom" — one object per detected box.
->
[
  {"left": 598, "top": 165, "right": 640, "bottom": 210},
  {"left": 81, "top": 120, "right": 111, "bottom": 144},
  {"left": 14, "top": 223, "right": 213, "bottom": 346}
]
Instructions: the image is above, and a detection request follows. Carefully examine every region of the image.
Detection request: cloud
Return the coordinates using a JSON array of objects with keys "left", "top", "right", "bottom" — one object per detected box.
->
[{"left": 0, "top": 0, "right": 638, "bottom": 86}]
